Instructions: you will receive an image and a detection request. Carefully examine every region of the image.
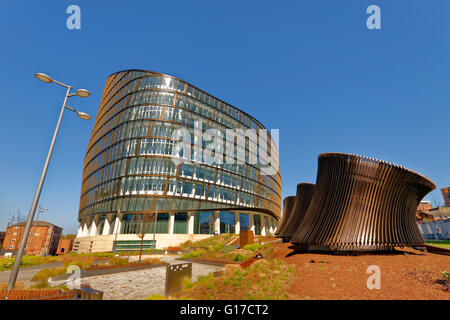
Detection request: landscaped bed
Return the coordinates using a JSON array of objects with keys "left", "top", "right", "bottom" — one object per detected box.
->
[
  {"left": 269, "top": 242, "right": 450, "bottom": 299},
  {"left": 169, "top": 259, "right": 293, "bottom": 300},
  {"left": 180, "top": 234, "right": 278, "bottom": 265}
]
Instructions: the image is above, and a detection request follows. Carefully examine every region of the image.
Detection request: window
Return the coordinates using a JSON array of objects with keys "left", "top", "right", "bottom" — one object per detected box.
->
[
  {"left": 193, "top": 212, "right": 214, "bottom": 234},
  {"left": 174, "top": 212, "right": 188, "bottom": 234},
  {"left": 220, "top": 211, "right": 235, "bottom": 234},
  {"left": 239, "top": 213, "right": 250, "bottom": 231},
  {"left": 254, "top": 214, "right": 261, "bottom": 235}
]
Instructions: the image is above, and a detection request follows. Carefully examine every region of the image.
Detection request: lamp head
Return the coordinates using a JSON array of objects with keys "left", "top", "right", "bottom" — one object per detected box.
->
[
  {"left": 75, "top": 89, "right": 90, "bottom": 98},
  {"left": 35, "top": 73, "right": 53, "bottom": 83},
  {"left": 77, "top": 112, "right": 91, "bottom": 120}
]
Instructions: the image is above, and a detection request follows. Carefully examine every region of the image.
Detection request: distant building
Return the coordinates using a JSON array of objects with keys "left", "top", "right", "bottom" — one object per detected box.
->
[
  {"left": 0, "top": 232, "right": 5, "bottom": 248},
  {"left": 2, "top": 221, "right": 62, "bottom": 256},
  {"left": 417, "top": 201, "right": 432, "bottom": 213},
  {"left": 428, "top": 206, "right": 450, "bottom": 221},
  {"left": 441, "top": 187, "right": 450, "bottom": 207},
  {"left": 416, "top": 201, "right": 434, "bottom": 223},
  {"left": 56, "top": 239, "right": 73, "bottom": 255}
]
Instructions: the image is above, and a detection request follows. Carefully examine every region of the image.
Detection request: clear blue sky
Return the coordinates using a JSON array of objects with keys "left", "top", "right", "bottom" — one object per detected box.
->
[{"left": 1, "top": 1, "right": 449, "bottom": 234}]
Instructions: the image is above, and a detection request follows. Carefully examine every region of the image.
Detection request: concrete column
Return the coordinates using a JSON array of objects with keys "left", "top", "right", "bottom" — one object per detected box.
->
[
  {"left": 188, "top": 213, "right": 194, "bottom": 234},
  {"left": 234, "top": 212, "right": 240, "bottom": 234},
  {"left": 214, "top": 211, "right": 220, "bottom": 234},
  {"left": 76, "top": 224, "right": 83, "bottom": 237},
  {"left": 113, "top": 216, "right": 122, "bottom": 234},
  {"left": 249, "top": 213, "right": 255, "bottom": 233},
  {"left": 261, "top": 216, "right": 266, "bottom": 236},
  {"left": 168, "top": 213, "right": 175, "bottom": 234},
  {"left": 102, "top": 218, "right": 111, "bottom": 236},
  {"left": 82, "top": 223, "right": 89, "bottom": 237},
  {"left": 89, "top": 221, "right": 97, "bottom": 237}
]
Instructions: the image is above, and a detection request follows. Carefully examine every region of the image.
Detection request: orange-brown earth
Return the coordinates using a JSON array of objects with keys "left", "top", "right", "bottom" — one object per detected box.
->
[{"left": 268, "top": 243, "right": 450, "bottom": 300}]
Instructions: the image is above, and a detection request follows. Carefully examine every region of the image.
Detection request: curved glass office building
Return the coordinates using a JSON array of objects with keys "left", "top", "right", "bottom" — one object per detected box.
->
[{"left": 74, "top": 69, "right": 281, "bottom": 252}]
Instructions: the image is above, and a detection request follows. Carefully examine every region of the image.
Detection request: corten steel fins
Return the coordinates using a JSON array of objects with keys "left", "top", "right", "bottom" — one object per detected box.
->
[
  {"left": 290, "top": 153, "right": 436, "bottom": 252},
  {"left": 277, "top": 183, "right": 315, "bottom": 241},
  {"left": 274, "top": 196, "right": 296, "bottom": 237}
]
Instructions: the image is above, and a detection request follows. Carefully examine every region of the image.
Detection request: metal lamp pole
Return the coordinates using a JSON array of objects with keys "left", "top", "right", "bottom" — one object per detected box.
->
[{"left": 7, "top": 73, "right": 91, "bottom": 290}]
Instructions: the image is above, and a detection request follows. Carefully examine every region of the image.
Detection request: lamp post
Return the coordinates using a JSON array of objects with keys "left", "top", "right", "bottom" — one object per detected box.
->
[{"left": 7, "top": 73, "right": 91, "bottom": 290}]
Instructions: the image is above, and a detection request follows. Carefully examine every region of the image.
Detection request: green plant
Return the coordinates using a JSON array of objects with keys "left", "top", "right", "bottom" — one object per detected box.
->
[
  {"left": 243, "top": 243, "right": 262, "bottom": 252},
  {"left": 441, "top": 271, "right": 450, "bottom": 280},
  {"left": 145, "top": 294, "right": 167, "bottom": 300},
  {"left": 32, "top": 267, "right": 67, "bottom": 281},
  {"left": 233, "top": 254, "right": 246, "bottom": 262},
  {"left": 109, "top": 257, "right": 128, "bottom": 266},
  {"left": 175, "top": 258, "right": 293, "bottom": 300}
]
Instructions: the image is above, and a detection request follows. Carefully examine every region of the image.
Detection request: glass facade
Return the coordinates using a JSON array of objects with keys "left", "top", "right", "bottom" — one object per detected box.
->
[
  {"left": 220, "top": 211, "right": 235, "bottom": 234},
  {"left": 254, "top": 214, "right": 261, "bottom": 236},
  {"left": 193, "top": 212, "right": 215, "bottom": 234},
  {"left": 77, "top": 69, "right": 281, "bottom": 236},
  {"left": 239, "top": 213, "right": 250, "bottom": 231},
  {"left": 174, "top": 212, "right": 188, "bottom": 234}
]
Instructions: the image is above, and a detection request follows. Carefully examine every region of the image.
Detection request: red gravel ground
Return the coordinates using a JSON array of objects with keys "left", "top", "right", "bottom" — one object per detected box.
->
[{"left": 269, "top": 243, "right": 450, "bottom": 300}]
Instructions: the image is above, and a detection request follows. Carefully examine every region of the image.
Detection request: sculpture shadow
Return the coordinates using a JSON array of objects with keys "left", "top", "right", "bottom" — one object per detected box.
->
[{"left": 285, "top": 245, "right": 425, "bottom": 257}]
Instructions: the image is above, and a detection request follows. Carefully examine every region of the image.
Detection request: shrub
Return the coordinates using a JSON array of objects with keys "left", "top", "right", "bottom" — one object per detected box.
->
[
  {"left": 62, "top": 255, "right": 94, "bottom": 269},
  {"left": 109, "top": 257, "right": 128, "bottom": 266},
  {"left": 233, "top": 254, "right": 246, "bottom": 262},
  {"left": 175, "top": 258, "right": 293, "bottom": 300},
  {"left": 220, "top": 246, "right": 236, "bottom": 254},
  {"left": 223, "top": 264, "right": 241, "bottom": 277},
  {"left": 32, "top": 267, "right": 67, "bottom": 281},
  {"left": 141, "top": 258, "right": 164, "bottom": 265},
  {"left": 0, "top": 281, "right": 26, "bottom": 290},
  {"left": 182, "top": 249, "right": 206, "bottom": 260},
  {"left": 243, "top": 243, "right": 262, "bottom": 252},
  {"left": 145, "top": 294, "right": 167, "bottom": 300}
]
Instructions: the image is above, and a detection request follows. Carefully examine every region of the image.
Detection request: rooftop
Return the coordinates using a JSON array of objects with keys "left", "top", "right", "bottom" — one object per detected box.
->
[{"left": 10, "top": 221, "right": 61, "bottom": 229}]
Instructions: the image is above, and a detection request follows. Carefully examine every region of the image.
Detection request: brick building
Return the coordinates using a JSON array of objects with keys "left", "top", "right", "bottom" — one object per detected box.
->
[
  {"left": 0, "top": 232, "right": 5, "bottom": 249},
  {"left": 416, "top": 201, "right": 434, "bottom": 223},
  {"left": 2, "top": 221, "right": 62, "bottom": 256},
  {"left": 56, "top": 239, "right": 73, "bottom": 255},
  {"left": 441, "top": 187, "right": 450, "bottom": 207}
]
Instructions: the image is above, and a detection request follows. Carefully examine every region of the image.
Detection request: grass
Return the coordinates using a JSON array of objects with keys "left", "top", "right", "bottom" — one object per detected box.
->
[
  {"left": 426, "top": 240, "right": 450, "bottom": 249},
  {"left": 145, "top": 294, "right": 168, "bottom": 300},
  {"left": 108, "top": 257, "right": 129, "bottom": 266},
  {"left": 181, "top": 234, "right": 236, "bottom": 250},
  {"left": 0, "top": 255, "right": 61, "bottom": 271},
  {"left": 0, "top": 281, "right": 27, "bottom": 290},
  {"left": 174, "top": 259, "right": 293, "bottom": 300},
  {"left": 32, "top": 267, "right": 67, "bottom": 281},
  {"left": 243, "top": 243, "right": 262, "bottom": 252}
]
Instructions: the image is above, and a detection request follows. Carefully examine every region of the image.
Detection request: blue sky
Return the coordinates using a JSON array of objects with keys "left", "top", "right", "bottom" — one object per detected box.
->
[{"left": 1, "top": 1, "right": 449, "bottom": 234}]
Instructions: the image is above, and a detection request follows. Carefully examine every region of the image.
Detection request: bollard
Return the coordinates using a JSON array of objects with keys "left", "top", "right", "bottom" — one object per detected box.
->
[
  {"left": 75, "top": 286, "right": 104, "bottom": 300},
  {"left": 239, "top": 230, "right": 254, "bottom": 248},
  {"left": 164, "top": 263, "right": 192, "bottom": 297}
]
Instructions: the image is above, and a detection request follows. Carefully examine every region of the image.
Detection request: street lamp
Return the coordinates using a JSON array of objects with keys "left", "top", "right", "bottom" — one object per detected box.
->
[{"left": 7, "top": 73, "right": 91, "bottom": 290}]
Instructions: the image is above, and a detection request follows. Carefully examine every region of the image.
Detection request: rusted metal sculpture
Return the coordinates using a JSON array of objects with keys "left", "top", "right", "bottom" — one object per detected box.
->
[
  {"left": 290, "top": 153, "right": 436, "bottom": 252},
  {"left": 274, "top": 196, "right": 296, "bottom": 237},
  {"left": 277, "top": 183, "right": 315, "bottom": 241}
]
